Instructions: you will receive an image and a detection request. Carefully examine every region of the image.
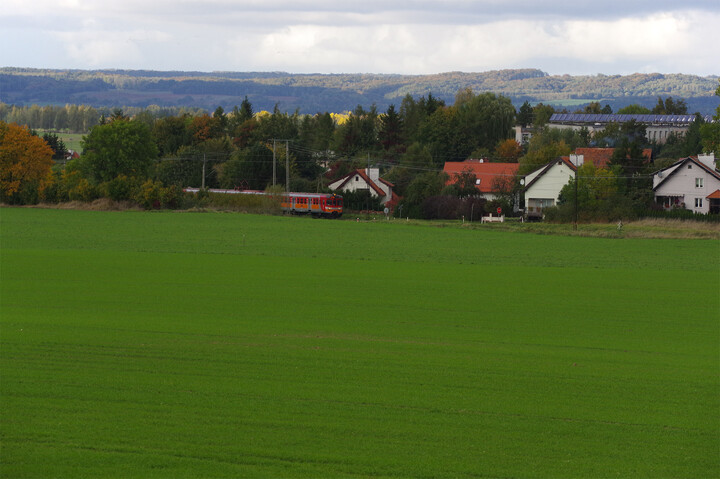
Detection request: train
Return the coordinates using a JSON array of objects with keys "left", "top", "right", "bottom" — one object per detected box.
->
[{"left": 184, "top": 188, "right": 343, "bottom": 217}]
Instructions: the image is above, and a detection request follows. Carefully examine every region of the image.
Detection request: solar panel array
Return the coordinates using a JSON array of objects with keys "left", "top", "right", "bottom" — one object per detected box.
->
[{"left": 549, "top": 113, "right": 713, "bottom": 124}]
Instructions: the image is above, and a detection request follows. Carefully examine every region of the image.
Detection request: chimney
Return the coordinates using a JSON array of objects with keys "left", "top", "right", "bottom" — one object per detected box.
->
[
  {"left": 570, "top": 154, "right": 584, "bottom": 167},
  {"left": 367, "top": 168, "right": 379, "bottom": 182},
  {"left": 698, "top": 153, "right": 716, "bottom": 170}
]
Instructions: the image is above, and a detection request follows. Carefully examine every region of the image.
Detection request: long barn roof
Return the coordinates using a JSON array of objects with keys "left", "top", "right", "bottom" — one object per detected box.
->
[{"left": 550, "top": 113, "right": 713, "bottom": 125}]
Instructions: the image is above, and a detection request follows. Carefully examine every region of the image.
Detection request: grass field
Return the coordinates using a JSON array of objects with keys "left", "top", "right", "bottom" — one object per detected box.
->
[
  {"left": 35, "top": 129, "right": 84, "bottom": 153},
  {"left": 1, "top": 208, "right": 718, "bottom": 478}
]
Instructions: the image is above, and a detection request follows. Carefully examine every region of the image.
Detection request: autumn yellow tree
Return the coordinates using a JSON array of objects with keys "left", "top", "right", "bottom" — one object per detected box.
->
[
  {"left": 0, "top": 121, "right": 54, "bottom": 204},
  {"left": 494, "top": 139, "right": 523, "bottom": 162}
]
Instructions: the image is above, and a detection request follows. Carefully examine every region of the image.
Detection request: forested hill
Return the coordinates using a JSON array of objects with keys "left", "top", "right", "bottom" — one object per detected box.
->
[{"left": 1, "top": 67, "right": 718, "bottom": 114}]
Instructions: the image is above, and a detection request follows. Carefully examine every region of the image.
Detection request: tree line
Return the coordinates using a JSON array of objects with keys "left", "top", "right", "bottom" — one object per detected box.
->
[
  {"left": 0, "top": 103, "right": 205, "bottom": 134},
  {"left": 2, "top": 84, "right": 719, "bottom": 221}
]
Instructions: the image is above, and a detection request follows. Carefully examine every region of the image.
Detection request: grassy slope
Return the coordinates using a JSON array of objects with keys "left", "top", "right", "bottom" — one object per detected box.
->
[
  {"left": 1, "top": 209, "right": 718, "bottom": 478},
  {"left": 35, "top": 129, "right": 84, "bottom": 152}
]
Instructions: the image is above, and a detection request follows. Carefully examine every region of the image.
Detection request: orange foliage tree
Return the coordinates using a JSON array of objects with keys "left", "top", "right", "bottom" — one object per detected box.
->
[
  {"left": 0, "top": 121, "right": 54, "bottom": 203},
  {"left": 494, "top": 139, "right": 523, "bottom": 162}
]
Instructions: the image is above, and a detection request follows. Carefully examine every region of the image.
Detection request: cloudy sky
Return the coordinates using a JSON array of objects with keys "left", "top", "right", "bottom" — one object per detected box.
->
[{"left": 3, "top": 0, "right": 719, "bottom": 76}]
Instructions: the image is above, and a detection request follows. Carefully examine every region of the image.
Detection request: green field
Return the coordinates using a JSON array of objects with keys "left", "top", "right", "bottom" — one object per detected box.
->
[
  {"left": 36, "top": 129, "right": 84, "bottom": 153},
  {"left": 1, "top": 208, "right": 718, "bottom": 478}
]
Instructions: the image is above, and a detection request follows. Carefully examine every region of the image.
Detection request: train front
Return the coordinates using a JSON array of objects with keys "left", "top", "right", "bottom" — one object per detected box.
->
[{"left": 323, "top": 194, "right": 343, "bottom": 217}]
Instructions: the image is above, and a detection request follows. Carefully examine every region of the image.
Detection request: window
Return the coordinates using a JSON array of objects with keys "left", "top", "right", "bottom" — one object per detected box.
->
[
  {"left": 475, "top": 179, "right": 481, "bottom": 185},
  {"left": 688, "top": 164, "right": 692, "bottom": 169},
  {"left": 696, "top": 178, "right": 704, "bottom": 188},
  {"left": 695, "top": 198, "right": 703, "bottom": 208}
]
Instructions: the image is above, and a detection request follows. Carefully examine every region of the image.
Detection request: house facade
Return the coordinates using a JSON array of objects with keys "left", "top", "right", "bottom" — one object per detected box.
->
[
  {"left": 328, "top": 168, "right": 396, "bottom": 206},
  {"left": 523, "top": 147, "right": 654, "bottom": 218},
  {"left": 653, "top": 154, "right": 720, "bottom": 214},
  {"left": 523, "top": 158, "right": 576, "bottom": 218}
]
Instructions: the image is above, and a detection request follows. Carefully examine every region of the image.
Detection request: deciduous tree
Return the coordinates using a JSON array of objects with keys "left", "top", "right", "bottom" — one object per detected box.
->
[
  {"left": 494, "top": 139, "right": 523, "bottom": 162},
  {"left": 0, "top": 121, "right": 54, "bottom": 203},
  {"left": 82, "top": 119, "right": 159, "bottom": 182}
]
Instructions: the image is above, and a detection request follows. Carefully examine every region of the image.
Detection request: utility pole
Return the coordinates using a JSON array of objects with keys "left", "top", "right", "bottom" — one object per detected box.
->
[
  {"left": 367, "top": 153, "right": 371, "bottom": 217},
  {"left": 202, "top": 153, "right": 206, "bottom": 190},
  {"left": 285, "top": 140, "right": 290, "bottom": 192},
  {"left": 270, "top": 139, "right": 291, "bottom": 191},
  {"left": 272, "top": 139, "right": 276, "bottom": 186},
  {"left": 574, "top": 166, "right": 578, "bottom": 231}
]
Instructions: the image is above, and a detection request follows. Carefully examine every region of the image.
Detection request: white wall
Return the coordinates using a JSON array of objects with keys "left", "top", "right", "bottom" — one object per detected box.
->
[
  {"left": 328, "top": 168, "right": 391, "bottom": 204},
  {"left": 525, "top": 161, "right": 575, "bottom": 206},
  {"left": 654, "top": 160, "right": 720, "bottom": 214},
  {"left": 328, "top": 173, "right": 369, "bottom": 194}
]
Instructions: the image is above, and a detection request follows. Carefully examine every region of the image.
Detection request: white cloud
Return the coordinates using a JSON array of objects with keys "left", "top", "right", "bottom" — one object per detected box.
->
[
  {"left": 53, "top": 30, "right": 173, "bottom": 67},
  {"left": 1, "top": 1, "right": 718, "bottom": 74},
  {"left": 224, "top": 10, "right": 718, "bottom": 75}
]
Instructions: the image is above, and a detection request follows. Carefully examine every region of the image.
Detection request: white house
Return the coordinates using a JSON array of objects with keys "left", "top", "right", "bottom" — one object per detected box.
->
[
  {"left": 653, "top": 154, "right": 720, "bottom": 214},
  {"left": 328, "top": 168, "right": 396, "bottom": 206},
  {"left": 523, "top": 157, "right": 578, "bottom": 218}
]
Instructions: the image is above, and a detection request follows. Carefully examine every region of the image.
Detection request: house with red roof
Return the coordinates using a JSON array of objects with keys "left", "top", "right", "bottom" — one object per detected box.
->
[
  {"left": 443, "top": 160, "right": 519, "bottom": 201},
  {"left": 328, "top": 168, "right": 398, "bottom": 208},
  {"left": 522, "top": 148, "right": 654, "bottom": 218},
  {"left": 653, "top": 154, "right": 720, "bottom": 214},
  {"left": 573, "top": 147, "right": 652, "bottom": 169}
]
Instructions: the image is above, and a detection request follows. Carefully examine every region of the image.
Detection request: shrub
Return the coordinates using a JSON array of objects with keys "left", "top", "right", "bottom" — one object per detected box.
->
[
  {"left": 134, "top": 179, "right": 164, "bottom": 209},
  {"left": 421, "top": 195, "right": 487, "bottom": 220},
  {"left": 68, "top": 178, "right": 98, "bottom": 202},
  {"left": 99, "top": 175, "right": 141, "bottom": 202}
]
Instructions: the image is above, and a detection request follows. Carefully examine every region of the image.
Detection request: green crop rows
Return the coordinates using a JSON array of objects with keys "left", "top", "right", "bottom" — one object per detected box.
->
[{"left": 1, "top": 208, "right": 718, "bottom": 478}]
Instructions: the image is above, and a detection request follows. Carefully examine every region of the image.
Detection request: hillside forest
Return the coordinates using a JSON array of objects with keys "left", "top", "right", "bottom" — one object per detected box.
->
[{"left": 2, "top": 68, "right": 719, "bottom": 114}]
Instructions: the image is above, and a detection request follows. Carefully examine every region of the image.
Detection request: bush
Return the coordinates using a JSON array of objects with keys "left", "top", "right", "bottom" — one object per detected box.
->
[
  {"left": 40, "top": 172, "right": 62, "bottom": 203},
  {"left": 134, "top": 179, "right": 164, "bottom": 209},
  {"left": 421, "top": 195, "right": 487, "bottom": 220},
  {"left": 130, "top": 179, "right": 183, "bottom": 210},
  {"left": 198, "top": 190, "right": 282, "bottom": 214},
  {"left": 342, "top": 189, "right": 383, "bottom": 212},
  {"left": 639, "top": 208, "right": 720, "bottom": 223},
  {"left": 99, "top": 175, "right": 141, "bottom": 202},
  {"left": 67, "top": 176, "right": 98, "bottom": 202}
]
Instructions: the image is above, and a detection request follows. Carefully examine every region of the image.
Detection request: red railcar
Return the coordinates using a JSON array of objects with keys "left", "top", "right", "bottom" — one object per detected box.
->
[{"left": 183, "top": 189, "right": 343, "bottom": 217}]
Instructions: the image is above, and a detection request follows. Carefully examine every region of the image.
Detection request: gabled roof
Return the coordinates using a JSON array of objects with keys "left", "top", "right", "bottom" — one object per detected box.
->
[
  {"left": 523, "top": 157, "right": 576, "bottom": 191},
  {"left": 443, "top": 160, "right": 519, "bottom": 194},
  {"left": 707, "top": 189, "right": 720, "bottom": 199},
  {"left": 653, "top": 156, "right": 720, "bottom": 191},
  {"left": 330, "top": 169, "right": 388, "bottom": 198},
  {"left": 378, "top": 177, "right": 394, "bottom": 188}
]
